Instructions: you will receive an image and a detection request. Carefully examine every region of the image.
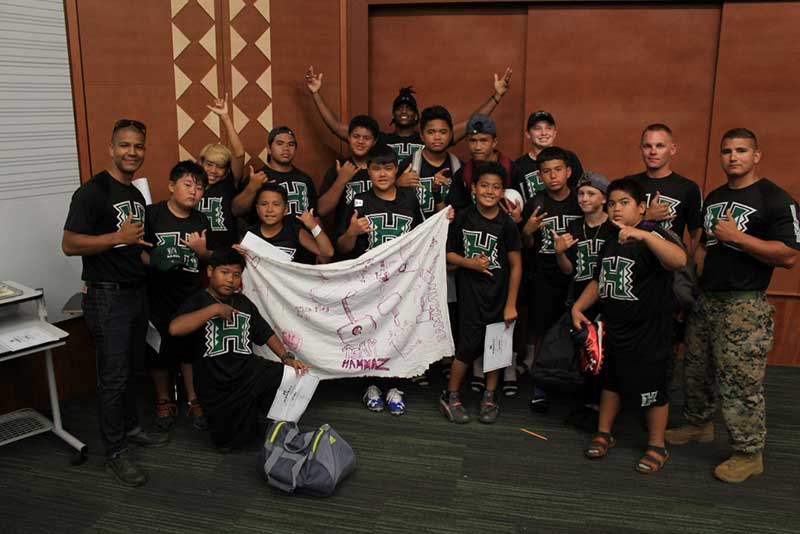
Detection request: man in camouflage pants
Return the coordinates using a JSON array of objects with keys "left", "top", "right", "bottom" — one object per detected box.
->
[{"left": 666, "top": 128, "right": 800, "bottom": 483}]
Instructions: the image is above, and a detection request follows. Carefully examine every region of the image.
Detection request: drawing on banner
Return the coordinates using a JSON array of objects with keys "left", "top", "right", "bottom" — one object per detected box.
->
[{"left": 337, "top": 291, "right": 379, "bottom": 362}]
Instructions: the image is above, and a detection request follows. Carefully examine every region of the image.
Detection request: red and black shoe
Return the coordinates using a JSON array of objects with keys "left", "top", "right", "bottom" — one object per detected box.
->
[{"left": 573, "top": 320, "right": 605, "bottom": 375}]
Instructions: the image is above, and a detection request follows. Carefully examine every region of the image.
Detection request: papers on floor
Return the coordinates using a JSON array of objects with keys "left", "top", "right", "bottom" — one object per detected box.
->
[
  {"left": 482, "top": 321, "right": 515, "bottom": 373},
  {"left": 0, "top": 326, "right": 59, "bottom": 353},
  {"left": 268, "top": 366, "right": 321, "bottom": 423}
]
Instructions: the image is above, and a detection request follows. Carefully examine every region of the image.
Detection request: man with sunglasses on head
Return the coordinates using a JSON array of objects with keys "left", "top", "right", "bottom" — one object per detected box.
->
[{"left": 62, "top": 119, "right": 169, "bottom": 487}]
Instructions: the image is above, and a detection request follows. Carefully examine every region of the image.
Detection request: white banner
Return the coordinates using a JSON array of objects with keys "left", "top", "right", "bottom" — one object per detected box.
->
[{"left": 241, "top": 209, "right": 454, "bottom": 379}]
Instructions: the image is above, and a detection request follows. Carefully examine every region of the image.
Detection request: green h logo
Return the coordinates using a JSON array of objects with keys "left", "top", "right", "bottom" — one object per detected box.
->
[
  {"left": 599, "top": 256, "right": 637, "bottom": 301},
  {"left": 462, "top": 230, "right": 500, "bottom": 270},
  {"left": 198, "top": 197, "right": 226, "bottom": 231},
  {"left": 113, "top": 201, "right": 145, "bottom": 229},
  {"left": 345, "top": 181, "right": 371, "bottom": 206},
  {"left": 704, "top": 201, "right": 756, "bottom": 248},
  {"left": 366, "top": 213, "right": 413, "bottom": 249},
  {"left": 540, "top": 215, "right": 582, "bottom": 254},
  {"left": 525, "top": 170, "right": 544, "bottom": 198},
  {"left": 204, "top": 311, "right": 251, "bottom": 357},
  {"left": 574, "top": 239, "right": 604, "bottom": 281},
  {"left": 279, "top": 181, "right": 309, "bottom": 215}
]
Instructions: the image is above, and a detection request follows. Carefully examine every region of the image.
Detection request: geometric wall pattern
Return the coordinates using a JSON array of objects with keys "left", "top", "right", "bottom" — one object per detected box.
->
[
  {"left": 229, "top": 0, "right": 273, "bottom": 167},
  {"left": 171, "top": 0, "right": 221, "bottom": 162},
  {"left": 169, "top": 0, "right": 273, "bottom": 168}
]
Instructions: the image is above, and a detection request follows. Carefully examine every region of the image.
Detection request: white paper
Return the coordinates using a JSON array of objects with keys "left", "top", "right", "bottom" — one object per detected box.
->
[
  {"left": 241, "top": 231, "right": 294, "bottom": 262},
  {"left": 0, "top": 326, "right": 59, "bottom": 353},
  {"left": 146, "top": 321, "right": 161, "bottom": 352},
  {"left": 132, "top": 177, "right": 153, "bottom": 205},
  {"left": 482, "top": 321, "right": 515, "bottom": 373},
  {"left": 267, "top": 367, "right": 320, "bottom": 423}
]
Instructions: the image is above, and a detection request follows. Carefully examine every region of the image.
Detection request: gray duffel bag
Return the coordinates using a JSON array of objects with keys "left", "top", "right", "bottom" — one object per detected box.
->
[{"left": 257, "top": 421, "right": 356, "bottom": 496}]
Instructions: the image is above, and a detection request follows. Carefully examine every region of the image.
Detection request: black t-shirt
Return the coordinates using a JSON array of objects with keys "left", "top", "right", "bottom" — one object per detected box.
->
[
  {"left": 380, "top": 131, "right": 425, "bottom": 165},
  {"left": 627, "top": 171, "right": 703, "bottom": 238},
  {"left": 521, "top": 191, "right": 583, "bottom": 286},
  {"left": 700, "top": 178, "right": 800, "bottom": 291},
  {"left": 176, "top": 290, "right": 275, "bottom": 387},
  {"left": 338, "top": 187, "right": 424, "bottom": 258},
  {"left": 260, "top": 166, "right": 318, "bottom": 216},
  {"left": 198, "top": 177, "right": 239, "bottom": 250},
  {"left": 416, "top": 154, "right": 454, "bottom": 218},
  {"left": 320, "top": 159, "right": 372, "bottom": 235},
  {"left": 247, "top": 218, "right": 315, "bottom": 264},
  {"left": 63, "top": 170, "right": 147, "bottom": 283},
  {"left": 144, "top": 202, "right": 210, "bottom": 323},
  {"left": 512, "top": 150, "right": 584, "bottom": 203},
  {"left": 595, "top": 223, "right": 675, "bottom": 354},
  {"left": 448, "top": 205, "right": 521, "bottom": 325},
  {"left": 565, "top": 217, "right": 616, "bottom": 299}
]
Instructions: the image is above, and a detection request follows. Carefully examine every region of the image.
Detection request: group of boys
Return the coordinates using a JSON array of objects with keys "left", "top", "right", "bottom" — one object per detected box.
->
[{"left": 62, "top": 70, "right": 799, "bottom": 487}]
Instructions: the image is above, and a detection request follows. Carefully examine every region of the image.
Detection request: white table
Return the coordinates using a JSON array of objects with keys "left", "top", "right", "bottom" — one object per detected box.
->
[{"left": 0, "top": 281, "right": 88, "bottom": 463}]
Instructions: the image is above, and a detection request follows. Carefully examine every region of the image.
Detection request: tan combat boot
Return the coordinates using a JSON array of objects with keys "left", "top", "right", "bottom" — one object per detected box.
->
[
  {"left": 665, "top": 421, "right": 714, "bottom": 445},
  {"left": 714, "top": 452, "right": 764, "bottom": 483}
]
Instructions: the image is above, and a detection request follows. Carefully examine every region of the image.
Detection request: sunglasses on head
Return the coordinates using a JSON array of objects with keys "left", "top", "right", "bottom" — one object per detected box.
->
[{"left": 113, "top": 119, "right": 147, "bottom": 135}]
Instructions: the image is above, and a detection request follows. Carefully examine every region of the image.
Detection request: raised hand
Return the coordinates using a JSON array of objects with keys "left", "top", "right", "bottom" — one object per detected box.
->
[
  {"left": 553, "top": 230, "right": 578, "bottom": 255},
  {"left": 336, "top": 160, "right": 359, "bottom": 183},
  {"left": 468, "top": 252, "right": 493, "bottom": 277},
  {"left": 304, "top": 65, "right": 323, "bottom": 94},
  {"left": 206, "top": 94, "right": 229, "bottom": 116},
  {"left": 611, "top": 219, "right": 647, "bottom": 244},
  {"left": 523, "top": 206, "right": 548, "bottom": 235},
  {"left": 214, "top": 302, "right": 235, "bottom": 321},
  {"left": 182, "top": 229, "right": 207, "bottom": 253},
  {"left": 347, "top": 209, "right": 373, "bottom": 236},
  {"left": 494, "top": 67, "right": 513, "bottom": 96},
  {"left": 500, "top": 197, "right": 522, "bottom": 223},
  {"left": 118, "top": 214, "right": 152, "bottom": 247},
  {"left": 645, "top": 192, "right": 675, "bottom": 222},
  {"left": 397, "top": 168, "right": 421, "bottom": 188},
  {"left": 246, "top": 165, "right": 269, "bottom": 190},
  {"left": 295, "top": 209, "right": 318, "bottom": 230},
  {"left": 432, "top": 168, "right": 451, "bottom": 192},
  {"left": 708, "top": 208, "right": 742, "bottom": 244}
]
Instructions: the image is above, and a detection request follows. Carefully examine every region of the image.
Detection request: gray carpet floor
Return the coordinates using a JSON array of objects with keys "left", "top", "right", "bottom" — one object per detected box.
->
[{"left": 1, "top": 365, "right": 798, "bottom": 534}]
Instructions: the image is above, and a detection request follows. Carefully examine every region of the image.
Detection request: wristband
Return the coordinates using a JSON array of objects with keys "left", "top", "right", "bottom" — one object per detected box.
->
[
  {"left": 492, "top": 93, "right": 502, "bottom": 103},
  {"left": 281, "top": 351, "right": 296, "bottom": 361},
  {"left": 311, "top": 225, "right": 322, "bottom": 238}
]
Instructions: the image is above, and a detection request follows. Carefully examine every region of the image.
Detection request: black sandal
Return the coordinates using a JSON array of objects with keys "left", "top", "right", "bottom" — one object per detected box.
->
[
  {"left": 584, "top": 432, "right": 616, "bottom": 459},
  {"left": 635, "top": 445, "right": 669, "bottom": 474}
]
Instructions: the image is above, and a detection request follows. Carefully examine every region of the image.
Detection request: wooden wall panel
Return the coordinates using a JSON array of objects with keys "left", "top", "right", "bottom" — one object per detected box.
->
[
  {"left": 76, "top": 0, "right": 178, "bottom": 201},
  {"left": 768, "top": 295, "right": 800, "bottom": 366},
  {"left": 522, "top": 4, "right": 720, "bottom": 186},
  {"left": 368, "top": 5, "right": 528, "bottom": 162},
  {"left": 705, "top": 2, "right": 800, "bottom": 295}
]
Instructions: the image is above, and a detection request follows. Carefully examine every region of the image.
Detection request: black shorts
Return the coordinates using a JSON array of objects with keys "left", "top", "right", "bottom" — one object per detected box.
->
[
  {"left": 527, "top": 278, "right": 569, "bottom": 339},
  {"left": 146, "top": 322, "right": 194, "bottom": 369},
  {"left": 455, "top": 317, "right": 487, "bottom": 364},
  {"left": 600, "top": 349, "right": 670, "bottom": 408}
]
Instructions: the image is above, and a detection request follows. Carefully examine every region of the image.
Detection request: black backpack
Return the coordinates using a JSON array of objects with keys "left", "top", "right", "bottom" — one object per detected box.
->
[{"left": 530, "top": 313, "right": 584, "bottom": 393}]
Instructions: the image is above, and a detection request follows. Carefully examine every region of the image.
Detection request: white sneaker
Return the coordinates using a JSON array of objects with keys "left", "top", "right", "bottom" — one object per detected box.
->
[
  {"left": 386, "top": 388, "right": 406, "bottom": 415},
  {"left": 363, "top": 385, "right": 384, "bottom": 412}
]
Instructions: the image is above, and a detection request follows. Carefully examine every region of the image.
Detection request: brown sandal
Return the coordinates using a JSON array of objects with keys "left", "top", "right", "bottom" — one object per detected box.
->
[
  {"left": 635, "top": 445, "right": 669, "bottom": 474},
  {"left": 584, "top": 432, "right": 616, "bottom": 459}
]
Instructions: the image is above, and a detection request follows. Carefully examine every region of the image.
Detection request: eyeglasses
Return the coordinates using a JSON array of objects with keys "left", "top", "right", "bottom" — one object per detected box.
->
[{"left": 113, "top": 119, "right": 147, "bottom": 135}]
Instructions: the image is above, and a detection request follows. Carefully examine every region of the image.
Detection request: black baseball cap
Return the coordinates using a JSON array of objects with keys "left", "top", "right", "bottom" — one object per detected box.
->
[
  {"left": 268, "top": 126, "right": 297, "bottom": 146},
  {"left": 466, "top": 114, "right": 497, "bottom": 136},
  {"left": 527, "top": 110, "right": 556, "bottom": 129}
]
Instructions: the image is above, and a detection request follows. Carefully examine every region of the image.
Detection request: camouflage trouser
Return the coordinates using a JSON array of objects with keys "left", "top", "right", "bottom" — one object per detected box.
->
[{"left": 683, "top": 291, "right": 774, "bottom": 454}]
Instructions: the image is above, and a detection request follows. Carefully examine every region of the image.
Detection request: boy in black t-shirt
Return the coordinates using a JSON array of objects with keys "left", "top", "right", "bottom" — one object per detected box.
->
[
  {"left": 337, "top": 144, "right": 426, "bottom": 415},
  {"left": 624, "top": 123, "right": 703, "bottom": 253},
  {"left": 247, "top": 182, "right": 334, "bottom": 263},
  {"left": 571, "top": 179, "right": 686, "bottom": 475},
  {"left": 512, "top": 111, "right": 584, "bottom": 203},
  {"left": 554, "top": 172, "right": 613, "bottom": 414},
  {"left": 667, "top": 129, "right": 800, "bottom": 483},
  {"left": 62, "top": 119, "right": 168, "bottom": 487},
  {"left": 169, "top": 248, "right": 310, "bottom": 450},
  {"left": 440, "top": 162, "right": 522, "bottom": 424},
  {"left": 144, "top": 161, "right": 212, "bottom": 432},
  {"left": 232, "top": 126, "right": 319, "bottom": 224},
  {"left": 318, "top": 115, "right": 380, "bottom": 236},
  {"left": 520, "top": 147, "right": 583, "bottom": 412},
  {"left": 304, "top": 65, "right": 512, "bottom": 158},
  {"left": 198, "top": 96, "right": 246, "bottom": 250}
]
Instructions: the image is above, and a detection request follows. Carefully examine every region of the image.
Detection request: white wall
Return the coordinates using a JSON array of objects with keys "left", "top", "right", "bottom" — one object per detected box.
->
[{"left": 0, "top": 0, "right": 83, "bottom": 322}]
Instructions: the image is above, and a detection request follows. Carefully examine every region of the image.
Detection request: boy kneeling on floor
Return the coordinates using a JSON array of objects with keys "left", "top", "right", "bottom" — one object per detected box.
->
[
  {"left": 570, "top": 178, "right": 686, "bottom": 474},
  {"left": 169, "top": 248, "right": 311, "bottom": 451}
]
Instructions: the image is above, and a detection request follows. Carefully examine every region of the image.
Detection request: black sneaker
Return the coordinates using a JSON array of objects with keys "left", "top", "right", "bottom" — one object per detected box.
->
[
  {"left": 529, "top": 392, "right": 550, "bottom": 414},
  {"left": 187, "top": 399, "right": 208, "bottom": 431},
  {"left": 154, "top": 400, "right": 177, "bottom": 432},
  {"left": 469, "top": 376, "right": 485, "bottom": 393},
  {"left": 105, "top": 450, "right": 148, "bottom": 487},
  {"left": 127, "top": 428, "right": 170, "bottom": 448}
]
